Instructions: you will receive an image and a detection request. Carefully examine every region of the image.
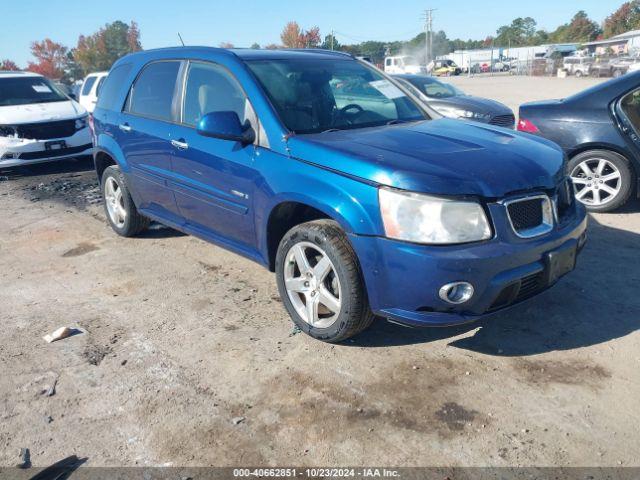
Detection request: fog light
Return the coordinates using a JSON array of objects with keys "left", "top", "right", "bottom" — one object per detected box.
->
[{"left": 439, "top": 282, "right": 474, "bottom": 304}]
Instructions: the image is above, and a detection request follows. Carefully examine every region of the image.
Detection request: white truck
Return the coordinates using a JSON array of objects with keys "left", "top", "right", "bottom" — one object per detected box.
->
[{"left": 383, "top": 56, "right": 427, "bottom": 75}]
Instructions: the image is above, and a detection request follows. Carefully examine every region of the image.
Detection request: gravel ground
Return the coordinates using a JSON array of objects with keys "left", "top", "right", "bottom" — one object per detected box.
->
[{"left": 1, "top": 75, "right": 639, "bottom": 468}]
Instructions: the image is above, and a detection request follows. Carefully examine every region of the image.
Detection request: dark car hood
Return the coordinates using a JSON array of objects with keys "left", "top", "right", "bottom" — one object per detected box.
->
[
  {"left": 429, "top": 95, "right": 513, "bottom": 115},
  {"left": 287, "top": 118, "right": 564, "bottom": 198}
]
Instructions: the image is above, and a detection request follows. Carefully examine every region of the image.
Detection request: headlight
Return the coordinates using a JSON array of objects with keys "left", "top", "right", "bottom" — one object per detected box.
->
[
  {"left": 0, "top": 125, "right": 18, "bottom": 138},
  {"left": 435, "top": 106, "right": 491, "bottom": 121},
  {"left": 75, "top": 116, "right": 88, "bottom": 130},
  {"left": 379, "top": 187, "right": 492, "bottom": 244}
]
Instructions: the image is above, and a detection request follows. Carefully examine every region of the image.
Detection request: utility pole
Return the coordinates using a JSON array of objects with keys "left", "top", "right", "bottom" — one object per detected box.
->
[
  {"left": 423, "top": 9, "right": 436, "bottom": 68},
  {"left": 331, "top": 29, "right": 335, "bottom": 50}
]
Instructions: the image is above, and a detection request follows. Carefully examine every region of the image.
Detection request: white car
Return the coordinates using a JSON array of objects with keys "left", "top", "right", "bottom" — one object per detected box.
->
[
  {"left": 0, "top": 71, "right": 92, "bottom": 168},
  {"left": 384, "top": 56, "right": 426, "bottom": 75},
  {"left": 78, "top": 71, "right": 108, "bottom": 113}
]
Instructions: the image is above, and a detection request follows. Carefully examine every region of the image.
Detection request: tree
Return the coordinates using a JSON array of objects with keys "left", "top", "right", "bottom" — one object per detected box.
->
[
  {"left": 26, "top": 39, "right": 68, "bottom": 79},
  {"left": 495, "top": 17, "right": 538, "bottom": 46},
  {"left": 603, "top": 1, "right": 640, "bottom": 37},
  {"left": 219, "top": 42, "right": 235, "bottom": 48},
  {"left": 250, "top": 43, "right": 261, "bottom": 49},
  {"left": 550, "top": 11, "right": 601, "bottom": 43},
  {"left": 0, "top": 59, "right": 19, "bottom": 71},
  {"left": 74, "top": 21, "right": 142, "bottom": 75},
  {"left": 321, "top": 33, "right": 340, "bottom": 50},
  {"left": 280, "top": 21, "right": 321, "bottom": 48},
  {"left": 264, "top": 43, "right": 280, "bottom": 50}
]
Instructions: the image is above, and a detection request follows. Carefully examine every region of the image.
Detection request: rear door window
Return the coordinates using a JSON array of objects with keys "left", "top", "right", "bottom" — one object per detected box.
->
[{"left": 127, "top": 61, "right": 181, "bottom": 122}]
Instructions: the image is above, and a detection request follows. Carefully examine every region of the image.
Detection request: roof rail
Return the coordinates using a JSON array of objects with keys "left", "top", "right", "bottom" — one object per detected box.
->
[{"left": 285, "top": 48, "right": 353, "bottom": 58}]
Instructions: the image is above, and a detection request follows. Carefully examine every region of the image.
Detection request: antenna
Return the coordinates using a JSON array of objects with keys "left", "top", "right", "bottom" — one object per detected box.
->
[{"left": 178, "top": 32, "right": 185, "bottom": 47}]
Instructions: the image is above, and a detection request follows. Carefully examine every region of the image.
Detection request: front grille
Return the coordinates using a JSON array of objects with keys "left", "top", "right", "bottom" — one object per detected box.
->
[
  {"left": 489, "top": 114, "right": 515, "bottom": 128},
  {"left": 17, "top": 143, "right": 92, "bottom": 161},
  {"left": 16, "top": 119, "right": 78, "bottom": 140},
  {"left": 507, "top": 198, "right": 543, "bottom": 230}
]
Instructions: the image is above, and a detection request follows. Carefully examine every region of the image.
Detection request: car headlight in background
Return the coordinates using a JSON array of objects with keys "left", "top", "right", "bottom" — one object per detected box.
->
[
  {"left": 379, "top": 187, "right": 492, "bottom": 244},
  {"left": 434, "top": 106, "right": 491, "bottom": 121},
  {"left": 75, "top": 116, "right": 88, "bottom": 130}
]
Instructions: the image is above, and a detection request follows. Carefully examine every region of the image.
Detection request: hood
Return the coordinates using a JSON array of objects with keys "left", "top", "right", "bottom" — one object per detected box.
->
[
  {"left": 429, "top": 95, "right": 513, "bottom": 116},
  {"left": 287, "top": 118, "right": 564, "bottom": 198},
  {"left": 0, "top": 100, "right": 86, "bottom": 125}
]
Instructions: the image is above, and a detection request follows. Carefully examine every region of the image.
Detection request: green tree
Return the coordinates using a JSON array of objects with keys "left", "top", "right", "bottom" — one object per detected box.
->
[
  {"left": 495, "top": 17, "right": 538, "bottom": 46},
  {"left": 321, "top": 33, "right": 340, "bottom": 50},
  {"left": 250, "top": 43, "right": 261, "bottom": 49},
  {"left": 74, "top": 21, "right": 142, "bottom": 75}
]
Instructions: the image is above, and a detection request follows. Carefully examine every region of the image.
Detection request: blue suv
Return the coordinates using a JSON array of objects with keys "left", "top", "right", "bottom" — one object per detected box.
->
[{"left": 92, "top": 47, "right": 587, "bottom": 342}]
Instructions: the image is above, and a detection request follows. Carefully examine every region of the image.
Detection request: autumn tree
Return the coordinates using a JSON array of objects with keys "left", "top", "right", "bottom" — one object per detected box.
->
[
  {"left": 26, "top": 39, "right": 68, "bottom": 79},
  {"left": 219, "top": 42, "right": 235, "bottom": 48},
  {"left": 74, "top": 20, "right": 142, "bottom": 75},
  {"left": 550, "top": 11, "right": 601, "bottom": 43},
  {"left": 0, "top": 59, "right": 19, "bottom": 71},
  {"left": 603, "top": 1, "right": 640, "bottom": 37},
  {"left": 280, "top": 21, "right": 321, "bottom": 48}
]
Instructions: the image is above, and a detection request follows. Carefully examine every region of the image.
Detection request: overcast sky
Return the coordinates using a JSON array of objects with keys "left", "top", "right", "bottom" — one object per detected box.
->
[{"left": 1, "top": 0, "right": 624, "bottom": 67}]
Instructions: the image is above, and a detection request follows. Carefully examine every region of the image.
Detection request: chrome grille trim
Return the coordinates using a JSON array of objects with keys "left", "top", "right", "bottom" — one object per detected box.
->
[{"left": 502, "top": 194, "right": 554, "bottom": 238}]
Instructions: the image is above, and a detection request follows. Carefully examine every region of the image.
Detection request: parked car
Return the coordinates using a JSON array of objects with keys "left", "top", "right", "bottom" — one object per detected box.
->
[
  {"left": 430, "top": 59, "right": 461, "bottom": 76},
  {"left": 519, "top": 72, "right": 640, "bottom": 212},
  {"left": 394, "top": 74, "right": 515, "bottom": 128},
  {"left": 384, "top": 55, "right": 426, "bottom": 75},
  {"left": 0, "top": 71, "right": 92, "bottom": 168},
  {"left": 78, "top": 71, "right": 108, "bottom": 113},
  {"left": 563, "top": 56, "right": 593, "bottom": 77},
  {"left": 93, "top": 48, "right": 587, "bottom": 342}
]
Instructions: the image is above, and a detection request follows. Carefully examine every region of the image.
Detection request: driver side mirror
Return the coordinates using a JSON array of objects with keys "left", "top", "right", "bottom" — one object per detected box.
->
[{"left": 196, "top": 111, "right": 255, "bottom": 145}]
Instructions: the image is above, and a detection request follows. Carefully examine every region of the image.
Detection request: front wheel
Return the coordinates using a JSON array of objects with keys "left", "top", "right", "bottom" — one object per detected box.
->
[
  {"left": 275, "top": 220, "right": 374, "bottom": 342},
  {"left": 568, "top": 150, "right": 635, "bottom": 212}
]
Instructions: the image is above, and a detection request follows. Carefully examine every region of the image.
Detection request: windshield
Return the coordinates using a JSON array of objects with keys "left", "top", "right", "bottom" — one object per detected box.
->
[
  {"left": 0, "top": 76, "right": 69, "bottom": 107},
  {"left": 246, "top": 58, "right": 427, "bottom": 134},
  {"left": 407, "top": 78, "right": 464, "bottom": 99}
]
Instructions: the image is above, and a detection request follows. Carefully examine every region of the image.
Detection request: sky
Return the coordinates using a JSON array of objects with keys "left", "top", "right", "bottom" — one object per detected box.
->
[{"left": 0, "top": 0, "right": 625, "bottom": 67}]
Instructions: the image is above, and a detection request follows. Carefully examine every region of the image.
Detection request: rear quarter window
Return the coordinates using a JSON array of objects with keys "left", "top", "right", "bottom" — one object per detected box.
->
[
  {"left": 96, "top": 64, "right": 132, "bottom": 111},
  {"left": 81, "top": 76, "right": 97, "bottom": 96}
]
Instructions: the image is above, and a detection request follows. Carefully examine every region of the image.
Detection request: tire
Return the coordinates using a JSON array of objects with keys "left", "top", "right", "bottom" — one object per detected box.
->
[
  {"left": 613, "top": 69, "right": 623, "bottom": 78},
  {"left": 568, "top": 150, "right": 635, "bottom": 213},
  {"left": 101, "top": 165, "right": 149, "bottom": 236},
  {"left": 275, "top": 220, "right": 375, "bottom": 343},
  {"left": 575, "top": 70, "right": 583, "bottom": 78}
]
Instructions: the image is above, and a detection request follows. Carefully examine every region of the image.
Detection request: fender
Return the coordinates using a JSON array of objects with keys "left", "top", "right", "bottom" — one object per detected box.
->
[
  {"left": 253, "top": 151, "right": 383, "bottom": 264},
  {"left": 94, "top": 133, "right": 145, "bottom": 207}
]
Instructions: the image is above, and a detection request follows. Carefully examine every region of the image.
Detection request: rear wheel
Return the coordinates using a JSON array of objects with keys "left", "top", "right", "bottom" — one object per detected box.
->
[
  {"left": 275, "top": 220, "right": 374, "bottom": 342},
  {"left": 613, "top": 69, "right": 624, "bottom": 78},
  {"left": 575, "top": 70, "right": 583, "bottom": 78},
  {"left": 101, "top": 165, "right": 149, "bottom": 236},
  {"left": 568, "top": 150, "right": 634, "bottom": 212}
]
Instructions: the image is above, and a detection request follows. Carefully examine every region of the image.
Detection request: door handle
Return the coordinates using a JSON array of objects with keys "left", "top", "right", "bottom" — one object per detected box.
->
[
  {"left": 171, "top": 139, "right": 189, "bottom": 150},
  {"left": 119, "top": 123, "right": 132, "bottom": 132}
]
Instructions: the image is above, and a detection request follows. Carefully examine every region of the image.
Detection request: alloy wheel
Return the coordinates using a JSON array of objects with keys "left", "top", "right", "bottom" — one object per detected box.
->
[
  {"left": 284, "top": 242, "right": 342, "bottom": 328},
  {"left": 570, "top": 158, "right": 622, "bottom": 207},
  {"left": 104, "top": 177, "right": 127, "bottom": 228}
]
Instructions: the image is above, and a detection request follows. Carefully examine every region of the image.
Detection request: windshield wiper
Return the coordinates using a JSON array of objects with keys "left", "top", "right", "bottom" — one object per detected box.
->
[{"left": 386, "top": 119, "right": 408, "bottom": 125}]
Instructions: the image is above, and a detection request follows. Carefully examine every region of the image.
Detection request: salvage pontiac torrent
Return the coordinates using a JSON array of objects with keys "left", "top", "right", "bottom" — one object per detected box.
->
[{"left": 92, "top": 47, "right": 587, "bottom": 342}]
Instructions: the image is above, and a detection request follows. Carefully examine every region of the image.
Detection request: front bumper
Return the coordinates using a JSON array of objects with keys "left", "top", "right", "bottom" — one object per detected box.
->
[
  {"left": 0, "top": 127, "right": 93, "bottom": 168},
  {"left": 349, "top": 203, "right": 588, "bottom": 327}
]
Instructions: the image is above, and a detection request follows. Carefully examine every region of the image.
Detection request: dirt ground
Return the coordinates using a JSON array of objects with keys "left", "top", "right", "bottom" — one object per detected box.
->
[{"left": 1, "top": 75, "right": 639, "bottom": 468}]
